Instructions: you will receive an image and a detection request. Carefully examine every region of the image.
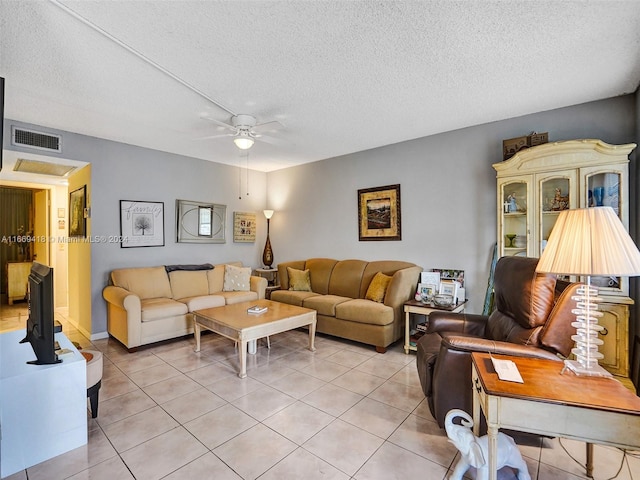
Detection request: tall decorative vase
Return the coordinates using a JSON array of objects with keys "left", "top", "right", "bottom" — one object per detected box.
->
[{"left": 262, "top": 214, "right": 274, "bottom": 268}]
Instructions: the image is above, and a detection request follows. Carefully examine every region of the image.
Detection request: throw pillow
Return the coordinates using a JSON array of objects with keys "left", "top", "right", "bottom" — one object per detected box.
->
[
  {"left": 223, "top": 264, "right": 251, "bottom": 292},
  {"left": 287, "top": 267, "right": 311, "bottom": 291},
  {"left": 365, "top": 272, "right": 392, "bottom": 303}
]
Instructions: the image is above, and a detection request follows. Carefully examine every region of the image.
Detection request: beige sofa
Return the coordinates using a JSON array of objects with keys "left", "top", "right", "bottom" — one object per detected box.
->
[
  {"left": 102, "top": 263, "right": 267, "bottom": 351},
  {"left": 271, "top": 258, "right": 421, "bottom": 352}
]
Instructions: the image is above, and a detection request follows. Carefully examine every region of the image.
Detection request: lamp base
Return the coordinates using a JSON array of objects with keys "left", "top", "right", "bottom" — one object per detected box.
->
[{"left": 563, "top": 359, "right": 612, "bottom": 377}]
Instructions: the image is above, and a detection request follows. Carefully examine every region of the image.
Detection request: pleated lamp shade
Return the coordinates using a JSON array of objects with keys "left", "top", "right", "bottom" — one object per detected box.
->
[{"left": 536, "top": 207, "right": 640, "bottom": 277}]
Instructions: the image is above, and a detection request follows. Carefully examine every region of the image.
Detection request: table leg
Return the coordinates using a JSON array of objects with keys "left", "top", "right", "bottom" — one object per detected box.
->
[
  {"left": 586, "top": 443, "right": 594, "bottom": 478},
  {"left": 488, "top": 425, "right": 498, "bottom": 480},
  {"left": 238, "top": 340, "right": 247, "bottom": 378},
  {"left": 248, "top": 340, "right": 257, "bottom": 354},
  {"left": 472, "top": 380, "right": 480, "bottom": 437},
  {"left": 194, "top": 322, "right": 202, "bottom": 352},
  {"left": 308, "top": 320, "right": 317, "bottom": 352},
  {"left": 404, "top": 310, "right": 410, "bottom": 354}
]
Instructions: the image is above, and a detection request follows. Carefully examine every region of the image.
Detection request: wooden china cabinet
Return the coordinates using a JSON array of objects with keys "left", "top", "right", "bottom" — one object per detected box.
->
[{"left": 493, "top": 139, "right": 636, "bottom": 376}]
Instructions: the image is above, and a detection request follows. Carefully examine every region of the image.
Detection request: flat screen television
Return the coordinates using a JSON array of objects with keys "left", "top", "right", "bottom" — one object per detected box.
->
[{"left": 20, "top": 262, "right": 60, "bottom": 365}]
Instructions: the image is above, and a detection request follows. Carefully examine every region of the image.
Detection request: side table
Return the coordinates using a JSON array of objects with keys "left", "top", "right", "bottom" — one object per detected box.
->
[
  {"left": 403, "top": 299, "right": 466, "bottom": 354},
  {"left": 471, "top": 352, "right": 640, "bottom": 480},
  {"left": 255, "top": 268, "right": 280, "bottom": 299}
]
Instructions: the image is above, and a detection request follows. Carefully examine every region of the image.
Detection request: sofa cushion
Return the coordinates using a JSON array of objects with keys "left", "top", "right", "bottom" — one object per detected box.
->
[
  {"left": 140, "top": 298, "right": 188, "bottom": 322},
  {"left": 305, "top": 258, "right": 338, "bottom": 294},
  {"left": 169, "top": 270, "right": 209, "bottom": 300},
  {"left": 303, "top": 295, "right": 351, "bottom": 316},
  {"left": 335, "top": 299, "right": 394, "bottom": 326},
  {"left": 223, "top": 264, "right": 251, "bottom": 291},
  {"left": 207, "top": 266, "right": 225, "bottom": 293},
  {"left": 328, "top": 260, "right": 367, "bottom": 298},
  {"left": 365, "top": 272, "right": 392, "bottom": 303},
  {"left": 288, "top": 267, "right": 311, "bottom": 291},
  {"left": 270, "top": 289, "right": 319, "bottom": 307},
  {"left": 178, "top": 294, "right": 225, "bottom": 312},
  {"left": 218, "top": 291, "right": 259, "bottom": 304},
  {"left": 111, "top": 266, "right": 173, "bottom": 300}
]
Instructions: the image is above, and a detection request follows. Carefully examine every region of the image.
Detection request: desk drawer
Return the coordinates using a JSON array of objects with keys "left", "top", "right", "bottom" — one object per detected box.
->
[{"left": 472, "top": 366, "right": 488, "bottom": 411}]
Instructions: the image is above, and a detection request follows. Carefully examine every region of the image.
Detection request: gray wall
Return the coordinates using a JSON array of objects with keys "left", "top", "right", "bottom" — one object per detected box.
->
[
  {"left": 4, "top": 121, "right": 268, "bottom": 337},
  {"left": 267, "top": 95, "right": 637, "bottom": 315},
  {"left": 4, "top": 93, "right": 637, "bottom": 337}
]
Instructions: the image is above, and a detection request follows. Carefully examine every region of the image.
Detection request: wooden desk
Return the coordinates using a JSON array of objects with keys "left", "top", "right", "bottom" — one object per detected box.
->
[
  {"left": 403, "top": 299, "right": 465, "bottom": 353},
  {"left": 471, "top": 352, "right": 640, "bottom": 480}
]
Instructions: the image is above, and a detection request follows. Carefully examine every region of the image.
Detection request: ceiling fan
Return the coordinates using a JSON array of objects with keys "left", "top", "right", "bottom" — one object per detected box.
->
[{"left": 200, "top": 114, "right": 285, "bottom": 150}]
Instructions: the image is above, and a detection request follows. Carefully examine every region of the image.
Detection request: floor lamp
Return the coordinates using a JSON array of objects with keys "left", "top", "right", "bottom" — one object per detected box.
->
[
  {"left": 536, "top": 206, "right": 640, "bottom": 377},
  {"left": 262, "top": 210, "right": 274, "bottom": 269}
]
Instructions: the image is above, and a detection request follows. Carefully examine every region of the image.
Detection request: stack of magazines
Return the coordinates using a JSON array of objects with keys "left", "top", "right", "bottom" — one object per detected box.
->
[{"left": 247, "top": 305, "right": 267, "bottom": 315}]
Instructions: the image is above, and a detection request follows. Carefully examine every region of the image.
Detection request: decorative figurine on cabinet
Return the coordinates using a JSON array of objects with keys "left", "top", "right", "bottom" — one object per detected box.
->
[
  {"left": 507, "top": 193, "right": 518, "bottom": 212},
  {"left": 551, "top": 188, "right": 569, "bottom": 211},
  {"left": 445, "top": 409, "right": 531, "bottom": 480}
]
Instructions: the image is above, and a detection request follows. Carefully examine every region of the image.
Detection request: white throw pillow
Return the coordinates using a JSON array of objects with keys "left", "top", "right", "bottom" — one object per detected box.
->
[{"left": 223, "top": 264, "right": 251, "bottom": 292}]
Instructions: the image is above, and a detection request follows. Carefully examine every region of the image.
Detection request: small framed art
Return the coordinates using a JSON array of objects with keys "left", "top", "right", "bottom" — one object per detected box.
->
[
  {"left": 69, "top": 186, "right": 86, "bottom": 237},
  {"left": 120, "top": 200, "right": 165, "bottom": 248},
  {"left": 233, "top": 212, "right": 256, "bottom": 242}
]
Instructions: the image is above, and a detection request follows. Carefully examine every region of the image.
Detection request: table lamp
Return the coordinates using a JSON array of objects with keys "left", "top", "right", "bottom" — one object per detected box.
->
[
  {"left": 536, "top": 207, "right": 640, "bottom": 377},
  {"left": 262, "top": 210, "right": 274, "bottom": 268}
]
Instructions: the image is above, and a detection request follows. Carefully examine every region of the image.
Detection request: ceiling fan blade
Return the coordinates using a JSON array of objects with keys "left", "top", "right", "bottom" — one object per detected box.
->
[
  {"left": 252, "top": 120, "right": 284, "bottom": 134},
  {"left": 194, "top": 133, "right": 233, "bottom": 141},
  {"left": 200, "top": 114, "right": 237, "bottom": 132},
  {"left": 255, "top": 134, "right": 288, "bottom": 146}
]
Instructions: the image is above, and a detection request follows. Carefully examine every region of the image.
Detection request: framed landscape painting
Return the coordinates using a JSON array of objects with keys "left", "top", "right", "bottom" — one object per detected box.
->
[{"left": 358, "top": 184, "right": 401, "bottom": 241}]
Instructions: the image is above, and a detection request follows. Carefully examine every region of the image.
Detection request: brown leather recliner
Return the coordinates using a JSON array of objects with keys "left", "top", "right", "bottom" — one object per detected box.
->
[{"left": 416, "top": 256, "right": 579, "bottom": 428}]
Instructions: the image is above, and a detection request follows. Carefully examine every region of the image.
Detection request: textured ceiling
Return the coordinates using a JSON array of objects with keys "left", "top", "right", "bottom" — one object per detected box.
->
[{"left": 1, "top": 1, "right": 640, "bottom": 172}]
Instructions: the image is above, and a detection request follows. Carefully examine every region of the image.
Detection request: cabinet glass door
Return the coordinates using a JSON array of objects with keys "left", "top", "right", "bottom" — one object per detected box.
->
[
  {"left": 540, "top": 176, "right": 571, "bottom": 256},
  {"left": 500, "top": 181, "right": 528, "bottom": 257},
  {"left": 587, "top": 171, "right": 624, "bottom": 294}
]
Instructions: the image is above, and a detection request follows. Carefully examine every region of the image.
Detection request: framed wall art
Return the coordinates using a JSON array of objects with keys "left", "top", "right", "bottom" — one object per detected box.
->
[
  {"left": 176, "top": 199, "right": 226, "bottom": 243},
  {"left": 358, "top": 184, "right": 401, "bottom": 241},
  {"left": 69, "top": 185, "right": 86, "bottom": 237},
  {"left": 233, "top": 212, "right": 256, "bottom": 243},
  {"left": 120, "top": 200, "right": 165, "bottom": 248}
]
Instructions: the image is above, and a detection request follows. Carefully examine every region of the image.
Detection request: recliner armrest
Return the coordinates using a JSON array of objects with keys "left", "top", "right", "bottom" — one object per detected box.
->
[
  {"left": 427, "top": 312, "right": 488, "bottom": 337},
  {"left": 440, "top": 333, "right": 562, "bottom": 361}
]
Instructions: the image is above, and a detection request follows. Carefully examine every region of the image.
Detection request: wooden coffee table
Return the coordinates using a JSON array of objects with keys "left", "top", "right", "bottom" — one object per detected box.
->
[{"left": 193, "top": 299, "right": 317, "bottom": 378}]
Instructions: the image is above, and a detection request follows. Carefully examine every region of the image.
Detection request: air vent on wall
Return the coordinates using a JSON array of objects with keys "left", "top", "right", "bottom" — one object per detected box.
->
[
  {"left": 13, "top": 158, "right": 75, "bottom": 177},
  {"left": 11, "top": 126, "right": 62, "bottom": 153}
]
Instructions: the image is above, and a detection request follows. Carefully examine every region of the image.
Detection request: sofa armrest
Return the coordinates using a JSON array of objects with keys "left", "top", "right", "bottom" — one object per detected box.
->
[
  {"left": 102, "top": 286, "right": 142, "bottom": 349},
  {"left": 384, "top": 266, "right": 422, "bottom": 309},
  {"left": 440, "top": 333, "right": 562, "bottom": 361},
  {"left": 250, "top": 275, "right": 268, "bottom": 299},
  {"left": 103, "top": 285, "right": 141, "bottom": 312},
  {"left": 427, "top": 312, "right": 488, "bottom": 337}
]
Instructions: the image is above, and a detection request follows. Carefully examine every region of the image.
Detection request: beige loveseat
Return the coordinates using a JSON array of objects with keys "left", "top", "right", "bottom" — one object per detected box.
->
[
  {"left": 270, "top": 258, "right": 421, "bottom": 352},
  {"left": 102, "top": 263, "right": 267, "bottom": 351}
]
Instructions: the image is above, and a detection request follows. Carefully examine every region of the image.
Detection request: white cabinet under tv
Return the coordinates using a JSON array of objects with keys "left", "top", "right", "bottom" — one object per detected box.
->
[{"left": 0, "top": 330, "right": 87, "bottom": 477}]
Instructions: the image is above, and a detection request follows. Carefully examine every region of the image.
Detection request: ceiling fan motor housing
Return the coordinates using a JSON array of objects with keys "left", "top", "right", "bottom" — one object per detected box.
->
[{"left": 232, "top": 114, "right": 257, "bottom": 129}]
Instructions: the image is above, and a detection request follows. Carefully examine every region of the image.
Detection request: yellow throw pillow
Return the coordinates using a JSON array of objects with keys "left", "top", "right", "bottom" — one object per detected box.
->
[
  {"left": 287, "top": 267, "right": 311, "bottom": 291},
  {"left": 365, "top": 272, "right": 392, "bottom": 303}
]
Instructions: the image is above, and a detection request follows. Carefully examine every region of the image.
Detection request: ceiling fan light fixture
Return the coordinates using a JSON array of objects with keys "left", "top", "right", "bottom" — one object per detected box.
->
[{"left": 233, "top": 132, "right": 254, "bottom": 150}]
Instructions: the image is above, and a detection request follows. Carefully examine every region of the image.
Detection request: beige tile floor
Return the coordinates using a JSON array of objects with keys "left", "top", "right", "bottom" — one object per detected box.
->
[{"left": 1, "top": 302, "right": 639, "bottom": 480}]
